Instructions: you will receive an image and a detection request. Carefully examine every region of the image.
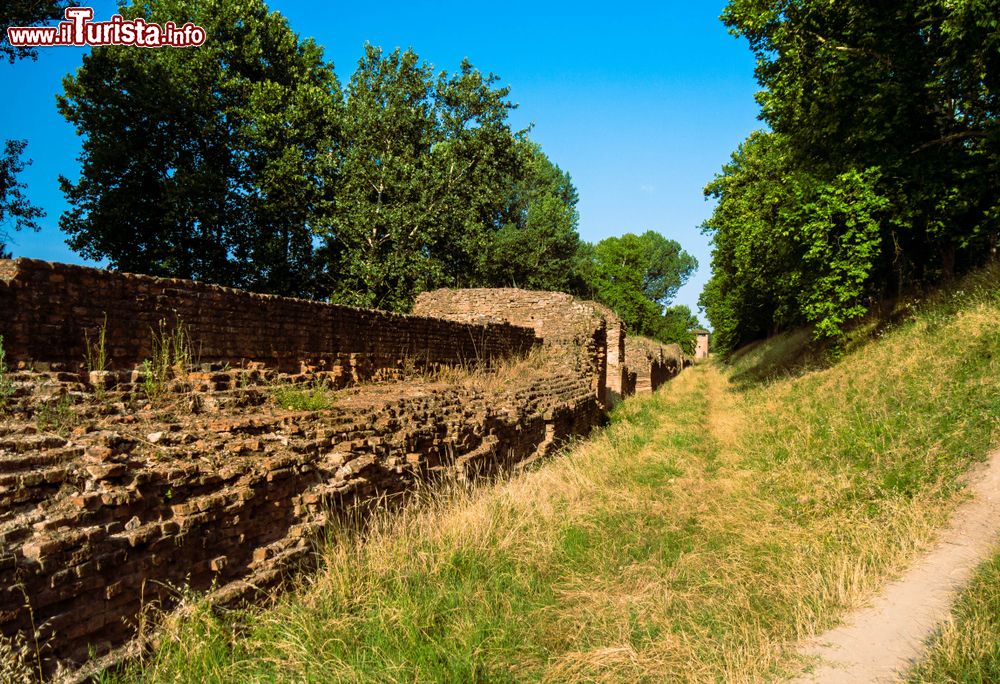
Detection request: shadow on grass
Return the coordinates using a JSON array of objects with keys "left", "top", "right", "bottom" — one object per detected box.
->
[{"left": 725, "top": 328, "right": 832, "bottom": 390}]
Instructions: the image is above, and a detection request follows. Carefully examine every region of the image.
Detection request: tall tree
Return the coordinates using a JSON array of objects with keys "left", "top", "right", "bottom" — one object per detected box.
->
[
  {"left": 703, "top": 0, "right": 1000, "bottom": 354},
  {"left": 656, "top": 304, "right": 700, "bottom": 354},
  {"left": 700, "top": 131, "right": 889, "bottom": 351},
  {"left": 0, "top": 2, "right": 69, "bottom": 255},
  {"left": 0, "top": 140, "right": 44, "bottom": 259},
  {"left": 588, "top": 231, "right": 697, "bottom": 338},
  {"left": 58, "top": 0, "right": 341, "bottom": 297},
  {"left": 321, "top": 46, "right": 522, "bottom": 311},
  {"left": 483, "top": 140, "right": 586, "bottom": 293}
]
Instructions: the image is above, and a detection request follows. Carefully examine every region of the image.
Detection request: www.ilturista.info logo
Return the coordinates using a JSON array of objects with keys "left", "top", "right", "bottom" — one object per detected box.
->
[{"left": 6, "top": 7, "right": 206, "bottom": 48}]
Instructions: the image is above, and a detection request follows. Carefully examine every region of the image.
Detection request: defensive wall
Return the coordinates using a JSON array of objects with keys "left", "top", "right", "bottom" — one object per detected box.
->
[
  {"left": 0, "top": 260, "right": 683, "bottom": 680},
  {"left": 0, "top": 259, "right": 537, "bottom": 378},
  {"left": 625, "top": 336, "right": 685, "bottom": 394}
]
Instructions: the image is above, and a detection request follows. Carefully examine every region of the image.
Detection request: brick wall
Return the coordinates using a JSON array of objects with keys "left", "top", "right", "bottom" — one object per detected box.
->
[
  {"left": 0, "top": 266, "right": 685, "bottom": 680},
  {"left": 413, "top": 288, "right": 623, "bottom": 407},
  {"left": 0, "top": 368, "right": 601, "bottom": 680},
  {"left": 0, "top": 259, "right": 537, "bottom": 377},
  {"left": 624, "top": 337, "right": 684, "bottom": 394}
]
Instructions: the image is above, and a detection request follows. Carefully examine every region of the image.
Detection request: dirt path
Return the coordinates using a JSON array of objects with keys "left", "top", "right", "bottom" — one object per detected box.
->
[{"left": 791, "top": 448, "right": 1000, "bottom": 683}]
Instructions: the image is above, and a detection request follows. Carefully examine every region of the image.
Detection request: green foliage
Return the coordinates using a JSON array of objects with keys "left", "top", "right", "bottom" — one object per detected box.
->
[
  {"left": 142, "top": 319, "right": 192, "bottom": 400},
  {"left": 0, "top": 0, "right": 63, "bottom": 257},
  {"left": 84, "top": 314, "right": 109, "bottom": 373},
  {"left": 792, "top": 168, "right": 889, "bottom": 340},
  {"left": 35, "top": 395, "right": 76, "bottom": 436},
  {"left": 0, "top": 0, "right": 73, "bottom": 63},
  {"left": 0, "top": 335, "right": 15, "bottom": 410},
  {"left": 655, "top": 305, "right": 700, "bottom": 354},
  {"left": 53, "top": 1, "right": 590, "bottom": 309},
  {"left": 483, "top": 141, "right": 589, "bottom": 294},
  {"left": 320, "top": 45, "right": 524, "bottom": 311},
  {"left": 58, "top": 0, "right": 341, "bottom": 298},
  {"left": 585, "top": 231, "right": 697, "bottom": 341},
  {"left": 703, "top": 0, "right": 1000, "bottom": 354},
  {"left": 0, "top": 140, "right": 44, "bottom": 258},
  {"left": 271, "top": 380, "right": 334, "bottom": 412},
  {"left": 700, "top": 133, "right": 890, "bottom": 352}
]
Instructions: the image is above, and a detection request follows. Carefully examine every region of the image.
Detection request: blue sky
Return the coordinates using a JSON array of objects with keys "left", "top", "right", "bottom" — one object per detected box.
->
[{"left": 0, "top": 1, "right": 762, "bottom": 321}]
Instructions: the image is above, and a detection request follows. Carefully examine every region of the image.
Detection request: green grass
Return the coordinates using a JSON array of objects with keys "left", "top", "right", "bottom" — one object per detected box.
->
[
  {"left": 34, "top": 394, "right": 77, "bottom": 436},
  {"left": 271, "top": 381, "right": 335, "bottom": 412},
  {"left": 142, "top": 318, "right": 195, "bottom": 400},
  {"left": 97, "top": 265, "right": 1000, "bottom": 683},
  {"left": 0, "top": 334, "right": 14, "bottom": 411},
  {"left": 908, "top": 548, "right": 1000, "bottom": 683}
]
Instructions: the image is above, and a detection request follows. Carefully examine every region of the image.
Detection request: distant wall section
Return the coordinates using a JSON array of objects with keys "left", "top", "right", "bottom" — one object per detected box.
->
[
  {"left": 625, "top": 337, "right": 684, "bottom": 394},
  {"left": 413, "top": 288, "right": 620, "bottom": 406}
]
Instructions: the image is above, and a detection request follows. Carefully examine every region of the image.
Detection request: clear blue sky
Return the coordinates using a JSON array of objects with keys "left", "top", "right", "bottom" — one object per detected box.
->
[{"left": 0, "top": 1, "right": 762, "bottom": 321}]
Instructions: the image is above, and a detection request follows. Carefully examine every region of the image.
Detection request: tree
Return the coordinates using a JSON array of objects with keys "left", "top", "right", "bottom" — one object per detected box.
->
[
  {"left": 587, "top": 231, "right": 697, "bottom": 338},
  {"left": 700, "top": 131, "right": 889, "bottom": 352},
  {"left": 702, "top": 0, "right": 1000, "bottom": 354},
  {"left": 58, "top": 0, "right": 341, "bottom": 297},
  {"left": 1, "top": 0, "right": 75, "bottom": 63},
  {"left": 0, "top": 2, "right": 68, "bottom": 256},
  {"left": 655, "top": 304, "right": 700, "bottom": 354},
  {"left": 320, "top": 45, "right": 522, "bottom": 311},
  {"left": 0, "top": 140, "right": 44, "bottom": 258},
  {"left": 483, "top": 141, "right": 586, "bottom": 293}
]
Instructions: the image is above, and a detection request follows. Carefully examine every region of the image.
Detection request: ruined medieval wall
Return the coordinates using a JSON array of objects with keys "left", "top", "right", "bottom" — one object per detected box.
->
[
  {"left": 0, "top": 265, "right": 616, "bottom": 679},
  {"left": 0, "top": 259, "right": 537, "bottom": 376},
  {"left": 0, "top": 370, "right": 601, "bottom": 678},
  {"left": 624, "top": 337, "right": 684, "bottom": 394},
  {"left": 412, "top": 288, "right": 622, "bottom": 407},
  {"left": 587, "top": 302, "right": 629, "bottom": 404}
]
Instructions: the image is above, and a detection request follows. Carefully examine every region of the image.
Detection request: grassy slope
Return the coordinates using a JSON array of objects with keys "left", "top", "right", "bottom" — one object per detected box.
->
[{"left": 104, "top": 267, "right": 1000, "bottom": 683}]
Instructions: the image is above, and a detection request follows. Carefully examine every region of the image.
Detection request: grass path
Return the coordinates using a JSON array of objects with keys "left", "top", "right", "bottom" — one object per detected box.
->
[{"left": 792, "top": 448, "right": 1000, "bottom": 683}]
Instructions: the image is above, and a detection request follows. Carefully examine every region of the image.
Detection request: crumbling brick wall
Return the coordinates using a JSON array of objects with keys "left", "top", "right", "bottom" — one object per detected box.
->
[
  {"left": 0, "top": 259, "right": 537, "bottom": 377},
  {"left": 624, "top": 337, "right": 684, "bottom": 394},
  {"left": 0, "top": 263, "right": 616, "bottom": 681},
  {"left": 0, "top": 266, "right": 686, "bottom": 681},
  {"left": 0, "top": 369, "right": 601, "bottom": 680},
  {"left": 412, "top": 288, "right": 625, "bottom": 407},
  {"left": 586, "top": 302, "right": 629, "bottom": 405}
]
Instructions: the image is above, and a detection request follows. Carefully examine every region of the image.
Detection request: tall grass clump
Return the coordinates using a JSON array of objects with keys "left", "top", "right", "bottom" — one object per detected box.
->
[
  {"left": 99, "top": 264, "right": 1000, "bottom": 683},
  {"left": 142, "top": 318, "right": 193, "bottom": 400},
  {"left": 422, "top": 345, "right": 561, "bottom": 392},
  {"left": 271, "top": 380, "right": 335, "bottom": 412},
  {"left": 0, "top": 334, "right": 14, "bottom": 410},
  {"left": 84, "top": 314, "right": 109, "bottom": 373}
]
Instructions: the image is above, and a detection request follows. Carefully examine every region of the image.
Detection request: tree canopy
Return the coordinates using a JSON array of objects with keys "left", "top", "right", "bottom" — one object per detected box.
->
[
  {"left": 585, "top": 231, "right": 698, "bottom": 344},
  {"left": 0, "top": 1, "right": 62, "bottom": 257},
  {"left": 58, "top": 0, "right": 341, "bottom": 297},
  {"left": 0, "top": 140, "right": 44, "bottom": 259},
  {"left": 52, "top": 0, "right": 701, "bottom": 338},
  {"left": 701, "top": 0, "right": 1000, "bottom": 354},
  {"left": 319, "top": 45, "right": 523, "bottom": 310},
  {"left": 1, "top": 0, "right": 75, "bottom": 63},
  {"left": 482, "top": 140, "right": 588, "bottom": 294}
]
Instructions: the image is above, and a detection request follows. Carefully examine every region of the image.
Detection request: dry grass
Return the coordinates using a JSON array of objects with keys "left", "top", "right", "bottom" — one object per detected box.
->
[
  {"left": 420, "top": 344, "right": 567, "bottom": 392},
  {"left": 100, "top": 266, "right": 1000, "bottom": 684}
]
